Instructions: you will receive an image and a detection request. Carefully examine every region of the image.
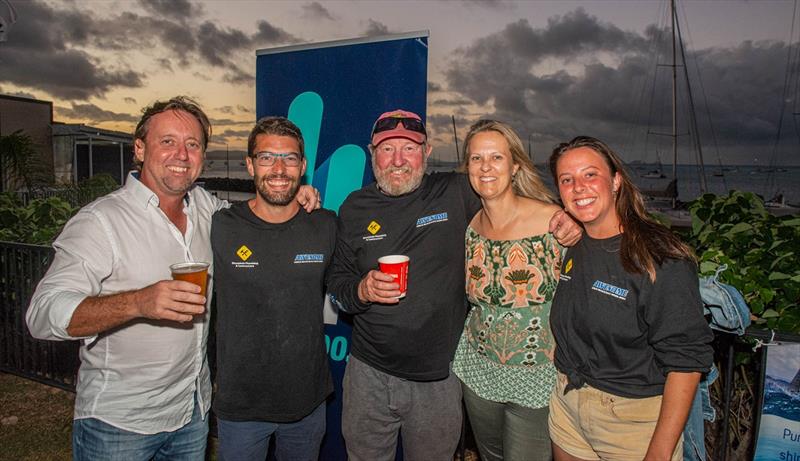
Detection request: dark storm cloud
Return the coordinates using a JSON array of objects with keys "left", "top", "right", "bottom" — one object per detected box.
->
[
  {"left": 0, "top": 1, "right": 146, "bottom": 99},
  {"left": 138, "top": 0, "right": 200, "bottom": 21},
  {"left": 223, "top": 67, "right": 255, "bottom": 85},
  {"left": 458, "top": 0, "right": 514, "bottom": 11},
  {"left": 433, "top": 98, "right": 472, "bottom": 107},
  {"left": 446, "top": 9, "right": 648, "bottom": 107},
  {"left": 210, "top": 118, "right": 253, "bottom": 127},
  {"left": 192, "top": 71, "right": 212, "bottom": 81},
  {"left": 428, "top": 81, "right": 444, "bottom": 92},
  {"left": 444, "top": 7, "right": 790, "bottom": 162},
  {"left": 0, "top": 48, "right": 144, "bottom": 99},
  {"left": 690, "top": 41, "right": 788, "bottom": 143},
  {"left": 196, "top": 21, "right": 250, "bottom": 67},
  {"left": 215, "top": 105, "right": 253, "bottom": 116},
  {"left": 252, "top": 20, "right": 298, "bottom": 45},
  {"left": 219, "top": 129, "right": 251, "bottom": 138},
  {"left": 302, "top": 2, "right": 335, "bottom": 21},
  {"left": 56, "top": 103, "right": 139, "bottom": 123},
  {"left": 364, "top": 19, "right": 390, "bottom": 37},
  {"left": 1, "top": 0, "right": 298, "bottom": 101},
  {"left": 194, "top": 20, "right": 297, "bottom": 80},
  {"left": 0, "top": 88, "right": 37, "bottom": 99}
]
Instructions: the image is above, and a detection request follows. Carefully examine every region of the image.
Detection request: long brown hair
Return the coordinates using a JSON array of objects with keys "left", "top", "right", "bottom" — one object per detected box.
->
[
  {"left": 549, "top": 136, "right": 695, "bottom": 281},
  {"left": 458, "top": 120, "right": 555, "bottom": 203}
]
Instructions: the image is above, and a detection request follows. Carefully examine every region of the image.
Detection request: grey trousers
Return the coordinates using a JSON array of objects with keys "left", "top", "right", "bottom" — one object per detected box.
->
[
  {"left": 463, "top": 384, "right": 552, "bottom": 461},
  {"left": 341, "top": 355, "right": 463, "bottom": 461}
]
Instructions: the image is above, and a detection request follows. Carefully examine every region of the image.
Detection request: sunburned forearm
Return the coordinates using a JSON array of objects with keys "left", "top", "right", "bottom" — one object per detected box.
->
[
  {"left": 645, "top": 371, "right": 702, "bottom": 461},
  {"left": 66, "top": 292, "right": 139, "bottom": 337},
  {"left": 66, "top": 280, "right": 207, "bottom": 337}
]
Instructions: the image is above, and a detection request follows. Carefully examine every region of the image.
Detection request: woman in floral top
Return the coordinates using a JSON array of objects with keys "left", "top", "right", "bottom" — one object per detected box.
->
[{"left": 452, "top": 120, "right": 563, "bottom": 461}]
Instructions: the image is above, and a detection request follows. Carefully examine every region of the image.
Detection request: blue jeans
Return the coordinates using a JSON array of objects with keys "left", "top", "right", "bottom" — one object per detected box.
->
[
  {"left": 683, "top": 365, "right": 719, "bottom": 461},
  {"left": 216, "top": 402, "right": 326, "bottom": 461},
  {"left": 72, "top": 402, "right": 208, "bottom": 461}
]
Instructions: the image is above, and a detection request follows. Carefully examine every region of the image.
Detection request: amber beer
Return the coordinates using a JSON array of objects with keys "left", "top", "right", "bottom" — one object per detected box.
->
[{"left": 170, "top": 262, "right": 210, "bottom": 297}]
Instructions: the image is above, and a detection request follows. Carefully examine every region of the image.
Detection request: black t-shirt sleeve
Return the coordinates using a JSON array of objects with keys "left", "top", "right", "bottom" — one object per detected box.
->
[{"left": 645, "top": 258, "right": 714, "bottom": 375}]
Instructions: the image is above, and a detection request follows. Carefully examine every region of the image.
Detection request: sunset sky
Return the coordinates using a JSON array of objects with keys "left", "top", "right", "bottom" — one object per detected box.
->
[{"left": 1, "top": 0, "right": 799, "bottom": 165}]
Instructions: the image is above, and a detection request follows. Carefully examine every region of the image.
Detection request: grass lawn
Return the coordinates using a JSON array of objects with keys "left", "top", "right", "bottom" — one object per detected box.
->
[
  {"left": 0, "top": 372, "right": 73, "bottom": 461},
  {"left": 0, "top": 372, "right": 220, "bottom": 461},
  {"left": 0, "top": 372, "right": 476, "bottom": 461}
]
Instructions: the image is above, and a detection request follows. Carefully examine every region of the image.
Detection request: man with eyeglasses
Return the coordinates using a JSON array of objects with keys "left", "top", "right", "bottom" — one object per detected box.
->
[
  {"left": 326, "top": 110, "right": 581, "bottom": 460},
  {"left": 210, "top": 116, "right": 335, "bottom": 461},
  {"left": 26, "top": 99, "right": 321, "bottom": 460}
]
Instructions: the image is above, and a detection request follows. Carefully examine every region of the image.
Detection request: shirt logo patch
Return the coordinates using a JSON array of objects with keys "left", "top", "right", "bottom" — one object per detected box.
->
[
  {"left": 416, "top": 212, "right": 448, "bottom": 228},
  {"left": 237, "top": 245, "right": 252, "bottom": 261},
  {"left": 591, "top": 280, "right": 629, "bottom": 300},
  {"left": 232, "top": 245, "right": 259, "bottom": 269},
  {"left": 294, "top": 254, "right": 324, "bottom": 264},
  {"left": 559, "top": 258, "right": 573, "bottom": 281},
  {"left": 367, "top": 221, "right": 381, "bottom": 235}
]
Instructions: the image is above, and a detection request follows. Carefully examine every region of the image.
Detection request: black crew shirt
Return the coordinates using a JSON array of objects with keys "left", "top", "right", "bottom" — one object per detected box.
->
[
  {"left": 211, "top": 202, "right": 336, "bottom": 422},
  {"left": 551, "top": 234, "right": 714, "bottom": 398},
  {"left": 327, "top": 172, "right": 481, "bottom": 381}
]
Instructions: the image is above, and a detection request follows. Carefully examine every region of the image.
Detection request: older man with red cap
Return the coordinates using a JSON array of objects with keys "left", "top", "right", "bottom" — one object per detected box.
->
[{"left": 327, "top": 110, "right": 580, "bottom": 460}]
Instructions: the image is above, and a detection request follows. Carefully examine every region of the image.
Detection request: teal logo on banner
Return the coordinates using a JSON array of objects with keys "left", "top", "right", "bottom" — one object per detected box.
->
[
  {"left": 256, "top": 33, "right": 428, "bottom": 461},
  {"left": 287, "top": 91, "right": 365, "bottom": 213}
]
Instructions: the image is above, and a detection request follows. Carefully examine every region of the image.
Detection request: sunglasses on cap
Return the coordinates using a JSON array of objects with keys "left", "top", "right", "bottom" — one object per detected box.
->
[{"left": 371, "top": 116, "right": 427, "bottom": 137}]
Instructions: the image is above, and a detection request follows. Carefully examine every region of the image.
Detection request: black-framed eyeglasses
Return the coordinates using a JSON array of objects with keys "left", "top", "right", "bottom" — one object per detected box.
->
[
  {"left": 371, "top": 117, "right": 427, "bottom": 137},
  {"left": 251, "top": 152, "right": 302, "bottom": 167}
]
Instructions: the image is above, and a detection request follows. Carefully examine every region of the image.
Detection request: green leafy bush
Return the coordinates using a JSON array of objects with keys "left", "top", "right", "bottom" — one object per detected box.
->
[
  {"left": 77, "top": 173, "right": 119, "bottom": 196},
  {"left": 686, "top": 191, "right": 800, "bottom": 333},
  {"left": 0, "top": 195, "right": 76, "bottom": 244},
  {"left": 0, "top": 174, "right": 120, "bottom": 245}
]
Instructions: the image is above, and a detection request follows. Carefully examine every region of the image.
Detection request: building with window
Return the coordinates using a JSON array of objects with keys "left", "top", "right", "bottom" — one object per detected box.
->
[{"left": 0, "top": 94, "right": 133, "bottom": 189}]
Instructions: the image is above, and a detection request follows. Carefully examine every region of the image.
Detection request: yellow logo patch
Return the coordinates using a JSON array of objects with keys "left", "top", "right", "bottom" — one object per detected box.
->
[
  {"left": 236, "top": 245, "right": 253, "bottom": 261},
  {"left": 367, "top": 221, "right": 381, "bottom": 235},
  {"left": 564, "top": 258, "right": 573, "bottom": 274}
]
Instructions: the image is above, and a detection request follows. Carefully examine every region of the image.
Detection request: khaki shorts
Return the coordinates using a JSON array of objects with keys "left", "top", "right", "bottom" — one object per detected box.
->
[{"left": 548, "top": 373, "right": 682, "bottom": 461}]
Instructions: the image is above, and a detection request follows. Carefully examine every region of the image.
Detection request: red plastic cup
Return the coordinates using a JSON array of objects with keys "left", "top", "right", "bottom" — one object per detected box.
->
[{"left": 378, "top": 255, "right": 410, "bottom": 298}]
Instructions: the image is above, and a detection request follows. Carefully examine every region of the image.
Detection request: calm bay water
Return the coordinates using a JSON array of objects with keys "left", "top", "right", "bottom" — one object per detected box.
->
[{"left": 202, "top": 160, "right": 800, "bottom": 206}]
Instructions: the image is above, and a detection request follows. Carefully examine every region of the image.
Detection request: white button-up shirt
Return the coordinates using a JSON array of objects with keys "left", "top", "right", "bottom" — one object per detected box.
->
[{"left": 26, "top": 172, "right": 226, "bottom": 434}]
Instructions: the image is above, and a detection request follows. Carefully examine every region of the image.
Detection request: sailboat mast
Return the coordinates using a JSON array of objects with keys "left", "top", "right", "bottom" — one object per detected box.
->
[
  {"left": 671, "top": 0, "right": 678, "bottom": 208},
  {"left": 452, "top": 115, "right": 460, "bottom": 163}
]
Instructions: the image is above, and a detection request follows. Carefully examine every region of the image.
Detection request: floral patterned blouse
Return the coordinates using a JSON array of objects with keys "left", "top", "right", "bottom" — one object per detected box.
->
[{"left": 452, "top": 226, "right": 562, "bottom": 408}]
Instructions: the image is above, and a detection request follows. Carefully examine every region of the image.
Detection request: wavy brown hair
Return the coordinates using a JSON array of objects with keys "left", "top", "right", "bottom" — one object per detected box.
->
[
  {"left": 549, "top": 136, "right": 695, "bottom": 281},
  {"left": 133, "top": 96, "right": 211, "bottom": 170},
  {"left": 458, "top": 119, "right": 554, "bottom": 203}
]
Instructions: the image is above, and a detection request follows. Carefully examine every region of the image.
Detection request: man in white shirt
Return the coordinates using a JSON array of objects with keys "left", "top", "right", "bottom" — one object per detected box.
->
[{"left": 25, "top": 97, "right": 317, "bottom": 460}]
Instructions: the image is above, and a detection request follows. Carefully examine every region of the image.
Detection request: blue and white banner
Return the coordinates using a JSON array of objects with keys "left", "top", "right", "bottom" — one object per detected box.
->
[
  {"left": 256, "top": 31, "right": 428, "bottom": 460},
  {"left": 753, "top": 342, "right": 800, "bottom": 461}
]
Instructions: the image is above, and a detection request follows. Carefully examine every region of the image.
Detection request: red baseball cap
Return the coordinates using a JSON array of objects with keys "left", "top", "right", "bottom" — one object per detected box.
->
[{"left": 370, "top": 109, "right": 427, "bottom": 146}]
